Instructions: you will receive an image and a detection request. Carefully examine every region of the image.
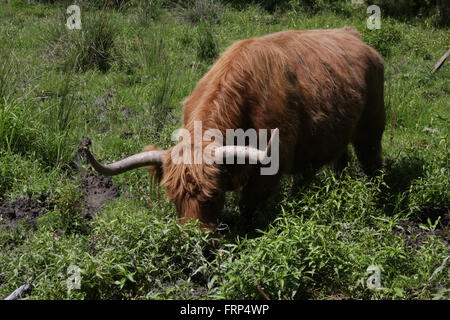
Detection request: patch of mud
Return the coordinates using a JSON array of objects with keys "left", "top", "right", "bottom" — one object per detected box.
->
[
  {"left": 79, "top": 172, "right": 120, "bottom": 218},
  {"left": 395, "top": 208, "right": 449, "bottom": 249},
  {"left": 68, "top": 137, "right": 121, "bottom": 218},
  {"left": 0, "top": 194, "right": 53, "bottom": 231},
  {"left": 0, "top": 137, "right": 121, "bottom": 233},
  {"left": 413, "top": 207, "right": 450, "bottom": 227}
]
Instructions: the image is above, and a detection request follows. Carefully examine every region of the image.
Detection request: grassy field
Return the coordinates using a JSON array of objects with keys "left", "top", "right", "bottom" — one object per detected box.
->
[{"left": 0, "top": 0, "right": 448, "bottom": 300}]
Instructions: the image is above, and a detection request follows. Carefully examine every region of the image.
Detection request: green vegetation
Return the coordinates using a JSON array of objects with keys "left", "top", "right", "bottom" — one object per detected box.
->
[{"left": 0, "top": 0, "right": 448, "bottom": 300}]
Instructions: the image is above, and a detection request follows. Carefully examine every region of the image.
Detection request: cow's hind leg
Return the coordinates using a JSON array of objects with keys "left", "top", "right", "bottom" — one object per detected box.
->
[
  {"left": 353, "top": 58, "right": 386, "bottom": 176},
  {"left": 353, "top": 97, "right": 385, "bottom": 176},
  {"left": 331, "top": 147, "right": 350, "bottom": 175},
  {"left": 353, "top": 136, "right": 383, "bottom": 176}
]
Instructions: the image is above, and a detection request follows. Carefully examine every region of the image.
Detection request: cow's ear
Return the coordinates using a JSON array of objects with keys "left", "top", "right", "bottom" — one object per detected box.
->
[{"left": 144, "top": 145, "right": 164, "bottom": 182}]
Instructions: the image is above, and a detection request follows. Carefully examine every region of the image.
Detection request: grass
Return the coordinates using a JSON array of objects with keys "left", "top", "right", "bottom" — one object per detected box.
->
[
  {"left": 0, "top": 1, "right": 448, "bottom": 300},
  {"left": 195, "top": 20, "right": 219, "bottom": 62}
]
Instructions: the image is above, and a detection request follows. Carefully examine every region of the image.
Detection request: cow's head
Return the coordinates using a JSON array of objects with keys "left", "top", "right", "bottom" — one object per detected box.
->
[
  {"left": 160, "top": 147, "right": 225, "bottom": 229},
  {"left": 83, "top": 129, "right": 278, "bottom": 230}
]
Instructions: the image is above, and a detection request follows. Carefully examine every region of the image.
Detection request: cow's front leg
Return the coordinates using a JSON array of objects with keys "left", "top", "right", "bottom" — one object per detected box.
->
[{"left": 238, "top": 172, "right": 281, "bottom": 231}]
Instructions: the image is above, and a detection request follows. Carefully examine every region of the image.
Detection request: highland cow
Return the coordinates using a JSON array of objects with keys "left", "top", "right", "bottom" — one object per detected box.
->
[{"left": 84, "top": 27, "right": 386, "bottom": 231}]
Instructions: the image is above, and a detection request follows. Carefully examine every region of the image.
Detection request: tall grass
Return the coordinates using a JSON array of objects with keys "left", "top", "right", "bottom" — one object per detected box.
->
[
  {"left": 0, "top": 99, "right": 37, "bottom": 157},
  {"left": 0, "top": 54, "right": 16, "bottom": 102},
  {"left": 150, "top": 67, "right": 176, "bottom": 134},
  {"left": 136, "top": 33, "right": 166, "bottom": 75},
  {"left": 48, "top": 11, "right": 118, "bottom": 72},
  {"left": 39, "top": 75, "right": 76, "bottom": 166}
]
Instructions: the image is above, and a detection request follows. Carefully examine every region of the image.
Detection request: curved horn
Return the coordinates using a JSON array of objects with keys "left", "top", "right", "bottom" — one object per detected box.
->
[
  {"left": 214, "top": 128, "right": 279, "bottom": 163},
  {"left": 82, "top": 147, "right": 167, "bottom": 176}
]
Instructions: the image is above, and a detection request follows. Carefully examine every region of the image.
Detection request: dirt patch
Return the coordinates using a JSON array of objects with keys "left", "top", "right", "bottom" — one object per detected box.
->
[
  {"left": 0, "top": 138, "right": 121, "bottom": 234},
  {"left": 79, "top": 172, "right": 120, "bottom": 218},
  {"left": 70, "top": 137, "right": 121, "bottom": 218},
  {"left": 395, "top": 208, "right": 449, "bottom": 249},
  {"left": 413, "top": 207, "right": 450, "bottom": 228},
  {"left": 0, "top": 194, "right": 53, "bottom": 231}
]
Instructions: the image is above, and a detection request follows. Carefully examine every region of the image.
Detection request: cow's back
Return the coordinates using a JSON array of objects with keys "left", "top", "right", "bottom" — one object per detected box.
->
[
  {"left": 248, "top": 29, "right": 383, "bottom": 172},
  {"left": 183, "top": 28, "right": 384, "bottom": 173}
]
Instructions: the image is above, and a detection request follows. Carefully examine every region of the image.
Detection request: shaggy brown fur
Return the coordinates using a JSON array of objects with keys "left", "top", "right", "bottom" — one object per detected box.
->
[
  {"left": 148, "top": 27, "right": 385, "bottom": 230},
  {"left": 144, "top": 145, "right": 164, "bottom": 181}
]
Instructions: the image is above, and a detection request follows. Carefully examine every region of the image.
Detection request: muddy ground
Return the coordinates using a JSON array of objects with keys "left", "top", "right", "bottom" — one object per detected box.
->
[
  {"left": 0, "top": 194, "right": 52, "bottom": 231},
  {"left": 1, "top": 190, "right": 448, "bottom": 251},
  {"left": 0, "top": 137, "right": 120, "bottom": 231},
  {"left": 0, "top": 171, "right": 120, "bottom": 231},
  {"left": 79, "top": 172, "right": 120, "bottom": 219},
  {"left": 395, "top": 208, "right": 449, "bottom": 249}
]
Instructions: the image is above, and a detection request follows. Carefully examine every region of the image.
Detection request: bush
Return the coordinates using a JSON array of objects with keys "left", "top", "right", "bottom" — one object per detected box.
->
[
  {"left": 370, "top": 0, "right": 435, "bottom": 18},
  {"left": 136, "top": 0, "right": 164, "bottom": 23},
  {"left": 0, "top": 73, "right": 76, "bottom": 168},
  {"left": 223, "top": 0, "right": 440, "bottom": 19},
  {"left": 175, "top": 0, "right": 224, "bottom": 24},
  {"left": 76, "top": 200, "right": 213, "bottom": 299},
  {"left": 196, "top": 20, "right": 219, "bottom": 63},
  {"left": 361, "top": 19, "right": 403, "bottom": 58},
  {"left": 44, "top": 183, "right": 87, "bottom": 234},
  {"left": 408, "top": 146, "right": 450, "bottom": 214},
  {"left": 49, "top": 12, "right": 117, "bottom": 72},
  {"left": 149, "top": 67, "right": 177, "bottom": 135},
  {"left": 73, "top": 14, "right": 116, "bottom": 72},
  {"left": 225, "top": 0, "right": 350, "bottom": 13}
]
